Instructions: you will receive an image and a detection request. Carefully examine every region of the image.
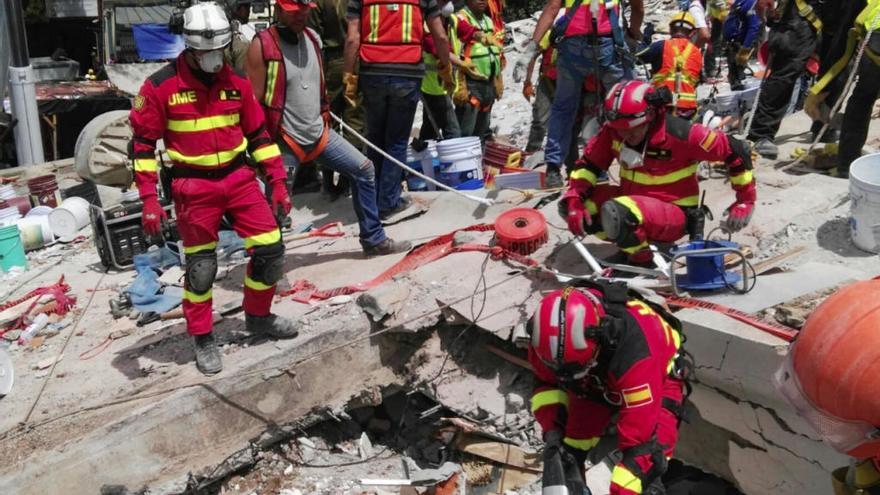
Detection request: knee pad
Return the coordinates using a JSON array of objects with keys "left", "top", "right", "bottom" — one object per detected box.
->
[
  {"left": 186, "top": 250, "right": 218, "bottom": 294},
  {"left": 250, "top": 242, "right": 285, "bottom": 286},
  {"left": 600, "top": 200, "right": 641, "bottom": 248}
]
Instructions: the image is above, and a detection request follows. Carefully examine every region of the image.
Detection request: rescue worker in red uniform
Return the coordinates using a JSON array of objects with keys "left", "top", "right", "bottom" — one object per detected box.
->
[
  {"left": 636, "top": 12, "right": 704, "bottom": 120},
  {"left": 559, "top": 80, "right": 757, "bottom": 264},
  {"left": 130, "top": 2, "right": 299, "bottom": 375},
  {"left": 529, "top": 281, "right": 691, "bottom": 495}
]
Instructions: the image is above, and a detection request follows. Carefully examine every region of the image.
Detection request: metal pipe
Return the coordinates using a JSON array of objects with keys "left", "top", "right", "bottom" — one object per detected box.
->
[
  {"left": 4, "top": 0, "right": 30, "bottom": 67},
  {"left": 4, "top": 0, "right": 45, "bottom": 166}
]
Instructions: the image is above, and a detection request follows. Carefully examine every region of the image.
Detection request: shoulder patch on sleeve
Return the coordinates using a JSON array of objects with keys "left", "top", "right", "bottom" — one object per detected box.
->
[
  {"left": 699, "top": 130, "right": 718, "bottom": 151},
  {"left": 622, "top": 383, "right": 653, "bottom": 408},
  {"left": 147, "top": 63, "right": 178, "bottom": 87},
  {"left": 133, "top": 94, "right": 146, "bottom": 112},
  {"left": 664, "top": 114, "right": 692, "bottom": 141}
]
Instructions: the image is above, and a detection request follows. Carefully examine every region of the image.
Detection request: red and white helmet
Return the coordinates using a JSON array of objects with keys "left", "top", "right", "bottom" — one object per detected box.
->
[
  {"left": 528, "top": 287, "right": 606, "bottom": 379},
  {"left": 604, "top": 80, "right": 656, "bottom": 130}
]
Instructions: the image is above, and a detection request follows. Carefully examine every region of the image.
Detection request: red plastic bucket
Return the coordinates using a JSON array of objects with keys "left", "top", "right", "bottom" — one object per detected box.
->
[{"left": 28, "top": 175, "right": 61, "bottom": 208}]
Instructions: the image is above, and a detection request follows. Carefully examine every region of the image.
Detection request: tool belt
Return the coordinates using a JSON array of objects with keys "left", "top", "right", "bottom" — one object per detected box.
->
[
  {"left": 281, "top": 124, "right": 330, "bottom": 164},
  {"left": 170, "top": 155, "right": 246, "bottom": 180}
]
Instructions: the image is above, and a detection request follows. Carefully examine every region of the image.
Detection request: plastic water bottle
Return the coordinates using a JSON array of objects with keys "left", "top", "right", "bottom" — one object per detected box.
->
[{"left": 18, "top": 313, "right": 49, "bottom": 345}]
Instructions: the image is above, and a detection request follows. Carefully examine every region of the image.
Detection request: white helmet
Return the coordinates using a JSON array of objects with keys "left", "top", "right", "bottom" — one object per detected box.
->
[{"left": 183, "top": 2, "right": 232, "bottom": 51}]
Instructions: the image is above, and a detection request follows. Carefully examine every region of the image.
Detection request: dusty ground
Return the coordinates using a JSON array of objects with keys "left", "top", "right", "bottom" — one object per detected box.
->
[{"left": 1, "top": 7, "right": 879, "bottom": 494}]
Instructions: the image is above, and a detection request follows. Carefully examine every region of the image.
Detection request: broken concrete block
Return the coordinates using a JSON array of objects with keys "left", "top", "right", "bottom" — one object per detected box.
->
[
  {"left": 356, "top": 280, "right": 410, "bottom": 322},
  {"left": 506, "top": 392, "right": 525, "bottom": 413}
]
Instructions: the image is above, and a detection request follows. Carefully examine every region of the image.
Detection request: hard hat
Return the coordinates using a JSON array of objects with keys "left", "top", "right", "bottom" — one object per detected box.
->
[
  {"left": 669, "top": 11, "right": 696, "bottom": 32},
  {"left": 276, "top": 0, "right": 317, "bottom": 12},
  {"left": 528, "top": 287, "right": 605, "bottom": 380},
  {"left": 183, "top": 2, "right": 232, "bottom": 51},
  {"left": 774, "top": 279, "right": 880, "bottom": 459},
  {"left": 604, "top": 80, "right": 656, "bottom": 130}
]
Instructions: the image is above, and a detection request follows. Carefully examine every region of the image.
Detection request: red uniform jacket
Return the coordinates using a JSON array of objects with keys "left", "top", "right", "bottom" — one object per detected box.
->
[
  {"left": 130, "top": 55, "right": 285, "bottom": 201},
  {"left": 530, "top": 290, "right": 685, "bottom": 495},
  {"left": 569, "top": 114, "right": 755, "bottom": 209}
]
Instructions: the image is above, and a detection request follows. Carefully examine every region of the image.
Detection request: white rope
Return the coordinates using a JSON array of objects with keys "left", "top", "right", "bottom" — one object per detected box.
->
[
  {"left": 328, "top": 112, "right": 495, "bottom": 206},
  {"left": 780, "top": 20, "right": 879, "bottom": 172}
]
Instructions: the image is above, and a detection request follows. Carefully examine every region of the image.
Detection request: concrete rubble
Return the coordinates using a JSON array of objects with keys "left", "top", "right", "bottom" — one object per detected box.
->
[{"left": 0, "top": 10, "right": 879, "bottom": 495}]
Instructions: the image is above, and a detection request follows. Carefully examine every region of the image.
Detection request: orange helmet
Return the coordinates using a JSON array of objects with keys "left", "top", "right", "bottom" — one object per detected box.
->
[
  {"left": 775, "top": 279, "right": 880, "bottom": 458},
  {"left": 528, "top": 287, "right": 606, "bottom": 380}
]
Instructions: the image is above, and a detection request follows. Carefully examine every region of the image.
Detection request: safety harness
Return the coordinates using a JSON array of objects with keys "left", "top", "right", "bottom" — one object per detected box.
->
[{"left": 259, "top": 26, "right": 330, "bottom": 164}]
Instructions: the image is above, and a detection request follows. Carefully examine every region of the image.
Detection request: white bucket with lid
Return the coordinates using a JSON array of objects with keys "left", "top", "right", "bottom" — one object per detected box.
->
[
  {"left": 16, "top": 216, "right": 53, "bottom": 250},
  {"left": 0, "top": 207, "right": 21, "bottom": 226},
  {"left": 437, "top": 136, "right": 483, "bottom": 176},
  {"left": 49, "top": 196, "right": 90, "bottom": 239},
  {"left": 0, "top": 185, "right": 15, "bottom": 200},
  {"left": 849, "top": 153, "right": 880, "bottom": 253}
]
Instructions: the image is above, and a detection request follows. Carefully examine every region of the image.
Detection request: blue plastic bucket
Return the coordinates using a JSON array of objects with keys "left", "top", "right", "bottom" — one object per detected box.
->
[
  {"left": 0, "top": 225, "right": 27, "bottom": 272},
  {"left": 672, "top": 239, "right": 740, "bottom": 290}
]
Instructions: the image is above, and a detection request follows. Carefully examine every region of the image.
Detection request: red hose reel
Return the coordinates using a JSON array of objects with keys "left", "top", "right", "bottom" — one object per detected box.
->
[{"left": 494, "top": 208, "right": 548, "bottom": 256}]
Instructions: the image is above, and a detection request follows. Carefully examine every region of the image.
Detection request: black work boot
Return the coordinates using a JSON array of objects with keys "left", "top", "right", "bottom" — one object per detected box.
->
[
  {"left": 544, "top": 166, "right": 564, "bottom": 188},
  {"left": 363, "top": 238, "right": 412, "bottom": 257},
  {"left": 245, "top": 313, "right": 300, "bottom": 339},
  {"left": 193, "top": 333, "right": 222, "bottom": 376}
]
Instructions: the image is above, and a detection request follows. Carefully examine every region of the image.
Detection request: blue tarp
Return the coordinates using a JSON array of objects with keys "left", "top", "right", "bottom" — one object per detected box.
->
[{"left": 131, "top": 24, "right": 185, "bottom": 61}]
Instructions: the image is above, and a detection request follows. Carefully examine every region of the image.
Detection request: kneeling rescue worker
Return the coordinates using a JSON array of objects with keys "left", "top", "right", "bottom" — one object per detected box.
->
[
  {"left": 528, "top": 281, "right": 692, "bottom": 495},
  {"left": 130, "top": 2, "right": 299, "bottom": 375},
  {"left": 560, "top": 80, "right": 758, "bottom": 264}
]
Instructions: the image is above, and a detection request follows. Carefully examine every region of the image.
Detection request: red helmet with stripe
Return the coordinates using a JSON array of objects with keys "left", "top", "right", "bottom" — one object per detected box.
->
[
  {"left": 604, "top": 80, "right": 656, "bottom": 130},
  {"left": 529, "top": 287, "right": 606, "bottom": 379}
]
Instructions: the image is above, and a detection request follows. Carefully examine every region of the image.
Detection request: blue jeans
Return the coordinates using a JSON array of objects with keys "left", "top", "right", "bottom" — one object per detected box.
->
[
  {"left": 279, "top": 129, "right": 386, "bottom": 247},
  {"left": 544, "top": 36, "right": 627, "bottom": 167},
  {"left": 359, "top": 74, "right": 420, "bottom": 213}
]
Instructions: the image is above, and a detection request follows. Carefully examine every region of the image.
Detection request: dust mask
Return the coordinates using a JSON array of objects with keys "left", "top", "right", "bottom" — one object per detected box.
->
[
  {"left": 619, "top": 145, "right": 645, "bottom": 169},
  {"left": 196, "top": 50, "right": 225, "bottom": 73},
  {"left": 440, "top": 2, "right": 454, "bottom": 17}
]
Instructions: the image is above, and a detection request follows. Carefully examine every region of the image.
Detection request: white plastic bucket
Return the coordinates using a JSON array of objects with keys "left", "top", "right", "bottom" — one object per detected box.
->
[
  {"left": 15, "top": 216, "right": 53, "bottom": 251},
  {"left": 0, "top": 185, "right": 15, "bottom": 200},
  {"left": 26, "top": 205, "right": 53, "bottom": 217},
  {"left": 48, "top": 196, "right": 90, "bottom": 239},
  {"left": 849, "top": 154, "right": 880, "bottom": 253},
  {"left": 0, "top": 207, "right": 21, "bottom": 226},
  {"left": 437, "top": 136, "right": 483, "bottom": 179}
]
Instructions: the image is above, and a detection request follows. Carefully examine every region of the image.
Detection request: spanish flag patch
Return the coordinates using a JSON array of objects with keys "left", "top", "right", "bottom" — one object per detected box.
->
[
  {"left": 699, "top": 131, "right": 717, "bottom": 151},
  {"left": 622, "top": 384, "right": 653, "bottom": 408}
]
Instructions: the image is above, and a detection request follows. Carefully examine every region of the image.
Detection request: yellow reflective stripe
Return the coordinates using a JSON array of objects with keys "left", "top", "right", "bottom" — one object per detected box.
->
[
  {"left": 794, "top": 0, "right": 822, "bottom": 31},
  {"left": 167, "top": 114, "right": 240, "bottom": 133},
  {"left": 570, "top": 168, "right": 598, "bottom": 185},
  {"left": 183, "top": 241, "right": 218, "bottom": 254},
  {"left": 245, "top": 275, "right": 274, "bottom": 291},
  {"left": 252, "top": 143, "right": 281, "bottom": 162},
  {"left": 730, "top": 170, "right": 754, "bottom": 187},
  {"left": 243, "top": 228, "right": 281, "bottom": 249},
  {"left": 611, "top": 465, "right": 643, "bottom": 494},
  {"left": 619, "top": 164, "right": 698, "bottom": 186},
  {"left": 167, "top": 138, "right": 247, "bottom": 167},
  {"left": 564, "top": 437, "right": 600, "bottom": 451},
  {"left": 184, "top": 289, "right": 212, "bottom": 304},
  {"left": 266, "top": 61, "right": 279, "bottom": 106},
  {"left": 402, "top": 4, "right": 412, "bottom": 43},
  {"left": 134, "top": 159, "right": 158, "bottom": 172},
  {"left": 622, "top": 241, "right": 650, "bottom": 254},
  {"left": 613, "top": 196, "right": 644, "bottom": 223},
  {"left": 369, "top": 5, "right": 380, "bottom": 43},
  {"left": 586, "top": 199, "right": 598, "bottom": 216},
  {"left": 672, "top": 195, "right": 699, "bottom": 207},
  {"left": 531, "top": 389, "right": 569, "bottom": 412}
]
